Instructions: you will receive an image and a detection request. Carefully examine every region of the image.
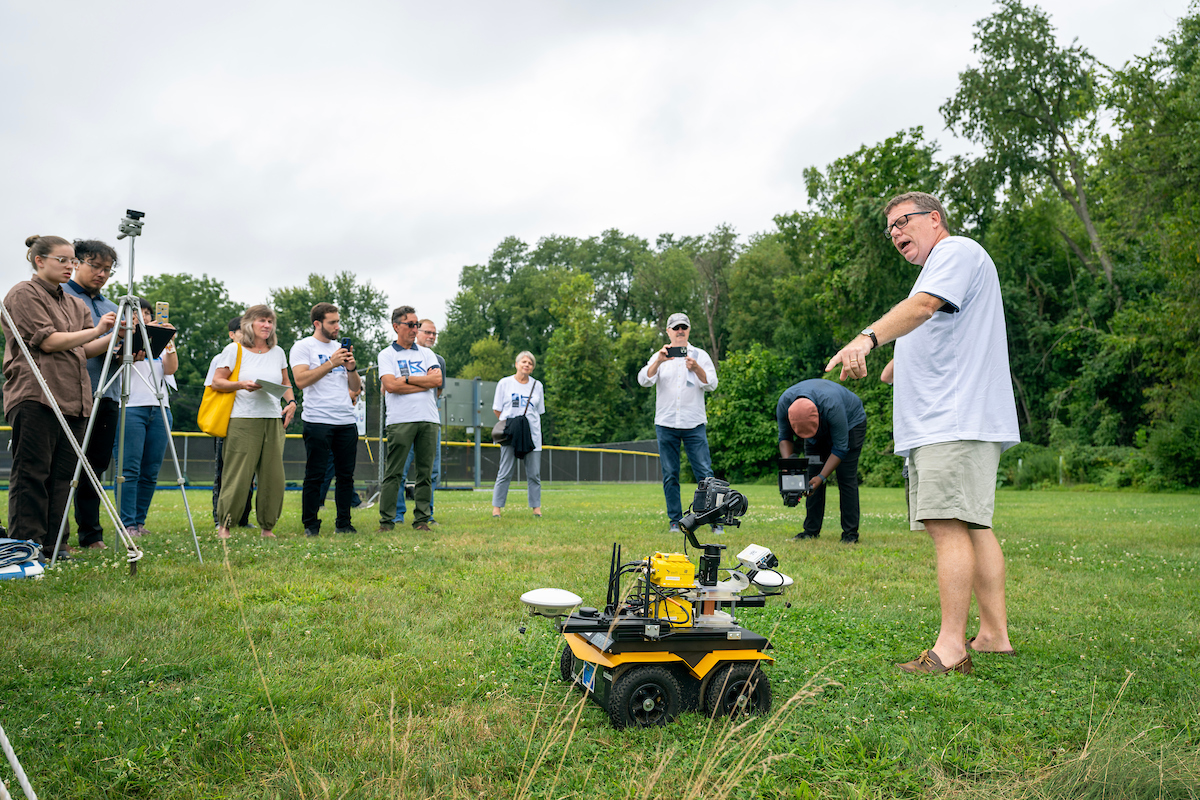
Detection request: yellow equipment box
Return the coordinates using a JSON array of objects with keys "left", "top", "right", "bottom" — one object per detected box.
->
[{"left": 648, "top": 552, "right": 694, "bottom": 588}]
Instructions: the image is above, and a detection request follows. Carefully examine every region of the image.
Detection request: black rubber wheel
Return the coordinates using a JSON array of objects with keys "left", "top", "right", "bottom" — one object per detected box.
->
[
  {"left": 559, "top": 644, "right": 576, "bottom": 684},
  {"left": 705, "top": 663, "right": 772, "bottom": 719},
  {"left": 608, "top": 666, "right": 682, "bottom": 729}
]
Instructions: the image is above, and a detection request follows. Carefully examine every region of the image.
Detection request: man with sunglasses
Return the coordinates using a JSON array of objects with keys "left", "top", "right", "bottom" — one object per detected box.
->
[
  {"left": 376, "top": 306, "right": 442, "bottom": 533},
  {"left": 393, "top": 319, "right": 445, "bottom": 526},
  {"left": 638, "top": 312, "right": 719, "bottom": 533},
  {"left": 826, "top": 192, "right": 1019, "bottom": 676},
  {"left": 61, "top": 240, "right": 124, "bottom": 551}
]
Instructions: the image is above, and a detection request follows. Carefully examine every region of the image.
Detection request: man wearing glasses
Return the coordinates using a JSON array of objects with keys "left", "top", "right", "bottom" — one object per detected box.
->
[
  {"left": 376, "top": 306, "right": 442, "bottom": 533},
  {"left": 393, "top": 319, "right": 445, "bottom": 526},
  {"left": 638, "top": 312, "right": 719, "bottom": 533},
  {"left": 61, "top": 239, "right": 124, "bottom": 551},
  {"left": 826, "top": 192, "right": 1019, "bottom": 675}
]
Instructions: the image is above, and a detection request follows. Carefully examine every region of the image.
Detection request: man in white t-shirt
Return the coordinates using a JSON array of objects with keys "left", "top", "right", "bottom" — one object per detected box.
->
[
  {"left": 376, "top": 305, "right": 442, "bottom": 532},
  {"left": 290, "top": 303, "right": 361, "bottom": 537},
  {"left": 637, "top": 312, "right": 719, "bottom": 533},
  {"left": 827, "top": 191, "right": 1020, "bottom": 676}
]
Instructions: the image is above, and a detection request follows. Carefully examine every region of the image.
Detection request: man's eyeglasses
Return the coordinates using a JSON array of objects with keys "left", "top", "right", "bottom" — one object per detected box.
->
[
  {"left": 671, "top": 324, "right": 689, "bottom": 331},
  {"left": 42, "top": 255, "right": 83, "bottom": 267},
  {"left": 883, "top": 211, "right": 933, "bottom": 239},
  {"left": 396, "top": 321, "right": 419, "bottom": 328},
  {"left": 419, "top": 330, "right": 437, "bottom": 337},
  {"left": 83, "top": 260, "right": 113, "bottom": 274}
]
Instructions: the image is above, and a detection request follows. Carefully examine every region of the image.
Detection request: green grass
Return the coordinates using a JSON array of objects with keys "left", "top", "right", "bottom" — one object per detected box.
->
[{"left": 1, "top": 484, "right": 1198, "bottom": 799}]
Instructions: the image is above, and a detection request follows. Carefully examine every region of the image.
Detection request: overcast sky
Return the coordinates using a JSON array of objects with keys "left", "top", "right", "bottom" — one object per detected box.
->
[{"left": 2, "top": 0, "right": 1189, "bottom": 344}]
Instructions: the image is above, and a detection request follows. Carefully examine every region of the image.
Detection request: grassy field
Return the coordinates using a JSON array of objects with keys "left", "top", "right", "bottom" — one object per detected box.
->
[{"left": 1, "top": 483, "right": 1198, "bottom": 799}]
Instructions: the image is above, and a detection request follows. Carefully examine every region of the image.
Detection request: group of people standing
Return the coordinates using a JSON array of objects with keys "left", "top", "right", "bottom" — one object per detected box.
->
[{"left": 7, "top": 188, "right": 1019, "bottom": 677}]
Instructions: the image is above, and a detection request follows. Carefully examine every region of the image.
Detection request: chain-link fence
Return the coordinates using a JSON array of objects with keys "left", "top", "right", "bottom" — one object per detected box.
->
[{"left": 0, "top": 429, "right": 659, "bottom": 489}]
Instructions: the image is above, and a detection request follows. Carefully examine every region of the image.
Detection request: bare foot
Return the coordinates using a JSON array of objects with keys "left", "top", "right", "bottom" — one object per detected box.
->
[
  {"left": 217, "top": 528, "right": 231, "bottom": 539},
  {"left": 261, "top": 530, "right": 276, "bottom": 538}
]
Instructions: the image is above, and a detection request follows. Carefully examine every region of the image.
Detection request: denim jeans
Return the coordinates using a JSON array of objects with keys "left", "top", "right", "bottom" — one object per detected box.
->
[
  {"left": 395, "top": 427, "right": 441, "bottom": 521},
  {"left": 114, "top": 406, "right": 173, "bottom": 528},
  {"left": 655, "top": 424, "right": 714, "bottom": 524},
  {"left": 491, "top": 446, "right": 540, "bottom": 509}
]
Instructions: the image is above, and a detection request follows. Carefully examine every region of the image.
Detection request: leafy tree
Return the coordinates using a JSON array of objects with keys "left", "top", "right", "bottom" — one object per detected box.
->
[
  {"left": 573, "top": 229, "right": 655, "bottom": 328},
  {"left": 455, "top": 336, "right": 514, "bottom": 382},
  {"left": 610, "top": 321, "right": 664, "bottom": 442},
  {"left": 629, "top": 245, "right": 701, "bottom": 334},
  {"left": 542, "top": 274, "right": 619, "bottom": 445},
  {"left": 693, "top": 223, "right": 740, "bottom": 362},
  {"left": 268, "top": 271, "right": 389, "bottom": 361},
  {"left": 726, "top": 232, "right": 793, "bottom": 352},
  {"left": 941, "top": 0, "right": 1115, "bottom": 289},
  {"left": 704, "top": 344, "right": 793, "bottom": 481},
  {"left": 774, "top": 128, "right": 944, "bottom": 371}
]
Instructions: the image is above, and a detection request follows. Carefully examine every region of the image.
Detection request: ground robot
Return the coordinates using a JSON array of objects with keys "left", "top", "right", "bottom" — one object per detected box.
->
[{"left": 521, "top": 478, "right": 795, "bottom": 729}]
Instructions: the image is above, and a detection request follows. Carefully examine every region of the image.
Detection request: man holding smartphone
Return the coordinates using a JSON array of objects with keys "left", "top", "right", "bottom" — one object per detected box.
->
[
  {"left": 637, "top": 312, "right": 719, "bottom": 533},
  {"left": 290, "top": 302, "right": 360, "bottom": 537}
]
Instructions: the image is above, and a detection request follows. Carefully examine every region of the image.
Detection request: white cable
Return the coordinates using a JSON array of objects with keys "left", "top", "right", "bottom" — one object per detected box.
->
[{"left": 0, "top": 721, "right": 37, "bottom": 800}]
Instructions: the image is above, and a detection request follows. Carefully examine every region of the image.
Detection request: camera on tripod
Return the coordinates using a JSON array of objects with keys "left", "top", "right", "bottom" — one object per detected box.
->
[{"left": 778, "top": 457, "right": 811, "bottom": 507}]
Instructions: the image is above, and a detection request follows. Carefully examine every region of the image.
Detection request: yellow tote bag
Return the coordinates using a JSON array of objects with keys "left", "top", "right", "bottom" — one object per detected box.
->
[{"left": 197, "top": 344, "right": 242, "bottom": 437}]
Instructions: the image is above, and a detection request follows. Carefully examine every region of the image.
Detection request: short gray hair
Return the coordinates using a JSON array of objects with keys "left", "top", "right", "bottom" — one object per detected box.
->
[
  {"left": 883, "top": 191, "right": 950, "bottom": 233},
  {"left": 515, "top": 351, "right": 536, "bottom": 369}
]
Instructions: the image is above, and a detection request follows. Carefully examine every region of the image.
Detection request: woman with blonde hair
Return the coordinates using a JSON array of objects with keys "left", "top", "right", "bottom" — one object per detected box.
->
[
  {"left": 210, "top": 305, "right": 295, "bottom": 538},
  {"left": 491, "top": 351, "right": 545, "bottom": 519}
]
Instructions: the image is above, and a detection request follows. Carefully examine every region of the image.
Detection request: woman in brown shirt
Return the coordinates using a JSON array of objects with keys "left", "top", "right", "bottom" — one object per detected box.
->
[{"left": 3, "top": 235, "right": 116, "bottom": 558}]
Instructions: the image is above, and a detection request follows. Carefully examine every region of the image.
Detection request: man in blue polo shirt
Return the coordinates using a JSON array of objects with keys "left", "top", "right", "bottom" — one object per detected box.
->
[
  {"left": 62, "top": 239, "right": 123, "bottom": 551},
  {"left": 776, "top": 379, "right": 867, "bottom": 544}
]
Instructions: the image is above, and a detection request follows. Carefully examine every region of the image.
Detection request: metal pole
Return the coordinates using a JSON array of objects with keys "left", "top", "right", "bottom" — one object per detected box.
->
[{"left": 472, "top": 377, "right": 482, "bottom": 490}]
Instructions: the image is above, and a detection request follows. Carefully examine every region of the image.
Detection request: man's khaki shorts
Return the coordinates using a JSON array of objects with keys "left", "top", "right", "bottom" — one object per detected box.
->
[{"left": 907, "top": 440, "right": 1003, "bottom": 531}]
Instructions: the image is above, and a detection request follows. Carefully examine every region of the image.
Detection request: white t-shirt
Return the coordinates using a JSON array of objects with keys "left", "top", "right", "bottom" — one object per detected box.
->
[
  {"left": 377, "top": 342, "right": 440, "bottom": 425},
  {"left": 636, "top": 343, "right": 718, "bottom": 429},
  {"left": 128, "top": 358, "right": 176, "bottom": 408},
  {"left": 213, "top": 342, "right": 287, "bottom": 419},
  {"left": 893, "top": 236, "right": 1020, "bottom": 457},
  {"left": 290, "top": 336, "right": 356, "bottom": 426},
  {"left": 492, "top": 375, "right": 546, "bottom": 451}
]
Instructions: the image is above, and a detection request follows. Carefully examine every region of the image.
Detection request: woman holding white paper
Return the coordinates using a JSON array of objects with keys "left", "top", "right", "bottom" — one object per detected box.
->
[{"left": 210, "top": 304, "right": 295, "bottom": 538}]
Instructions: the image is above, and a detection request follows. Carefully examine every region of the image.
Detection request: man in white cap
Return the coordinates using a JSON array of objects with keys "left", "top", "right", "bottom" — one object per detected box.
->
[
  {"left": 637, "top": 313, "right": 719, "bottom": 533},
  {"left": 775, "top": 379, "right": 867, "bottom": 543}
]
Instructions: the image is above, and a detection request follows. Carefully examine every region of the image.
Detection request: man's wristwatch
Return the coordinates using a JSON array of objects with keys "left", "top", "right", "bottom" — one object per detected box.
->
[{"left": 860, "top": 327, "right": 878, "bottom": 350}]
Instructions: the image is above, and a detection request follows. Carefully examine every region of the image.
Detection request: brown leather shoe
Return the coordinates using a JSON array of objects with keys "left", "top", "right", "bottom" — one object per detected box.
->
[
  {"left": 413, "top": 523, "right": 432, "bottom": 532},
  {"left": 967, "top": 636, "right": 1015, "bottom": 656},
  {"left": 86, "top": 541, "right": 108, "bottom": 550},
  {"left": 897, "top": 649, "right": 972, "bottom": 675}
]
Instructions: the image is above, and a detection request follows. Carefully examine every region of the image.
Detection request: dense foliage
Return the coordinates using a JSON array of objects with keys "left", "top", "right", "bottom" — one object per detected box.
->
[{"left": 438, "top": 0, "right": 1200, "bottom": 487}]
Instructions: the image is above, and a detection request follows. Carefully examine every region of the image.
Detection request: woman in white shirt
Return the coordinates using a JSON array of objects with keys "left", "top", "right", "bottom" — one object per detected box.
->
[
  {"left": 210, "top": 305, "right": 296, "bottom": 538},
  {"left": 491, "top": 351, "right": 545, "bottom": 519},
  {"left": 114, "top": 299, "right": 178, "bottom": 537}
]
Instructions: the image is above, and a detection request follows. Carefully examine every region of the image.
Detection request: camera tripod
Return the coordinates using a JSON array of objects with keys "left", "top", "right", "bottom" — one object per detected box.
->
[{"left": 51, "top": 210, "right": 201, "bottom": 568}]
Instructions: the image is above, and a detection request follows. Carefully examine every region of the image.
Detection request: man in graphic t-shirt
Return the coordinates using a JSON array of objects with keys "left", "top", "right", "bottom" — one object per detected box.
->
[
  {"left": 376, "top": 306, "right": 441, "bottom": 533},
  {"left": 290, "top": 303, "right": 361, "bottom": 537}
]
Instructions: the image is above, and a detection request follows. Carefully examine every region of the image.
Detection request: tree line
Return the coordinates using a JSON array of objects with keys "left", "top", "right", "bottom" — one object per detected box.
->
[{"left": 440, "top": 0, "right": 1200, "bottom": 489}]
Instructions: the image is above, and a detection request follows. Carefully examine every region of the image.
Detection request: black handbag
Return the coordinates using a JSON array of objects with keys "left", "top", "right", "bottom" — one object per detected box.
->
[{"left": 492, "top": 379, "right": 539, "bottom": 447}]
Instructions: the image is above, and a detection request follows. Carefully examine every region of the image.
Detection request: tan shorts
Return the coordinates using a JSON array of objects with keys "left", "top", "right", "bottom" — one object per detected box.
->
[{"left": 907, "top": 440, "right": 1003, "bottom": 531}]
